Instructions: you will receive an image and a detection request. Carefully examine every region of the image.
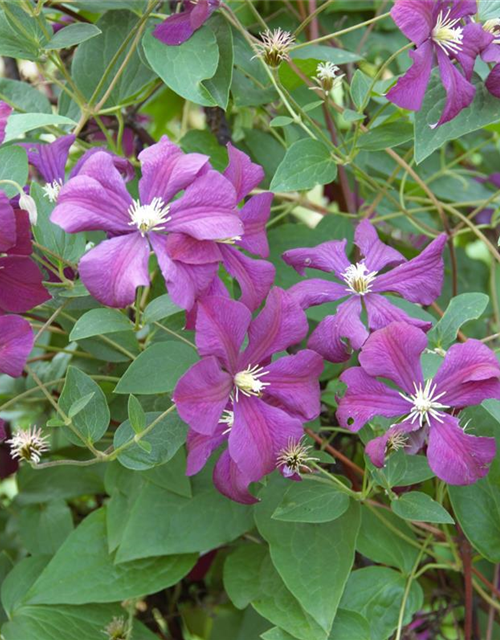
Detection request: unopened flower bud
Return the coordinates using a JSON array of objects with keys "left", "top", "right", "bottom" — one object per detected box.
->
[
  {"left": 254, "top": 28, "right": 295, "bottom": 68},
  {"left": 19, "top": 193, "right": 38, "bottom": 225}
]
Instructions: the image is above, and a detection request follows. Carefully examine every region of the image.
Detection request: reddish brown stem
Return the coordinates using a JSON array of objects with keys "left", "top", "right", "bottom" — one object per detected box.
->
[{"left": 305, "top": 428, "right": 364, "bottom": 478}]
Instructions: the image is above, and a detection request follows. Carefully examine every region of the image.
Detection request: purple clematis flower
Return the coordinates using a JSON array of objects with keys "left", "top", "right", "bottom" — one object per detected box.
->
[
  {"left": 51, "top": 136, "right": 244, "bottom": 309},
  {"left": 0, "top": 101, "right": 12, "bottom": 144},
  {"left": 0, "top": 315, "right": 34, "bottom": 377},
  {"left": 173, "top": 288, "right": 323, "bottom": 503},
  {"left": 387, "top": 0, "right": 478, "bottom": 127},
  {"left": 337, "top": 321, "right": 499, "bottom": 485},
  {"left": 0, "top": 191, "right": 50, "bottom": 313},
  {"left": 153, "top": 0, "right": 220, "bottom": 46},
  {"left": 282, "top": 220, "right": 446, "bottom": 363}
]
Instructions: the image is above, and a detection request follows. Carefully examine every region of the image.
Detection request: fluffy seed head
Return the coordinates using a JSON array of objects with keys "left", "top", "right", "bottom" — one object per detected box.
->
[
  {"left": 7, "top": 426, "right": 49, "bottom": 464},
  {"left": 314, "top": 62, "right": 345, "bottom": 92},
  {"left": 254, "top": 28, "right": 295, "bottom": 68},
  {"left": 276, "top": 437, "right": 318, "bottom": 477}
]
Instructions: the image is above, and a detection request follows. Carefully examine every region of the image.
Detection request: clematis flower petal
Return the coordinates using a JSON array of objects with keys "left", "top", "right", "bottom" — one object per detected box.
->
[
  {"left": 186, "top": 424, "right": 227, "bottom": 476},
  {"left": 386, "top": 40, "right": 434, "bottom": 112},
  {"left": 8, "top": 210, "right": 32, "bottom": 256},
  {"left": 166, "top": 170, "right": 243, "bottom": 241},
  {"left": 364, "top": 293, "right": 433, "bottom": 333},
  {"left": 358, "top": 321, "right": 426, "bottom": 394},
  {"left": 337, "top": 367, "right": 411, "bottom": 432},
  {"left": 241, "top": 287, "right": 308, "bottom": 366},
  {"left": 432, "top": 339, "right": 500, "bottom": 407},
  {"left": 78, "top": 233, "right": 150, "bottom": 308},
  {"left": 0, "top": 256, "right": 50, "bottom": 313},
  {"left": 365, "top": 418, "right": 421, "bottom": 468},
  {"left": 456, "top": 23, "right": 494, "bottom": 81},
  {"left": 22, "top": 134, "right": 75, "bottom": 184},
  {"left": 355, "top": 220, "right": 406, "bottom": 272},
  {"left": 173, "top": 356, "right": 233, "bottom": 436},
  {"left": 0, "top": 192, "right": 17, "bottom": 252},
  {"left": 165, "top": 233, "right": 222, "bottom": 265},
  {"left": 0, "top": 315, "right": 34, "bottom": 377},
  {"left": 282, "top": 239, "right": 350, "bottom": 277},
  {"left": 264, "top": 350, "right": 323, "bottom": 421},
  {"left": 153, "top": 0, "right": 218, "bottom": 46},
  {"left": 390, "top": 0, "right": 434, "bottom": 46},
  {"left": 427, "top": 413, "right": 496, "bottom": 485},
  {"left": 138, "top": 136, "right": 209, "bottom": 206},
  {"left": 486, "top": 62, "right": 500, "bottom": 98},
  {"left": 287, "top": 278, "right": 348, "bottom": 310},
  {"left": 308, "top": 297, "right": 368, "bottom": 363},
  {"left": 0, "top": 101, "right": 12, "bottom": 144},
  {"left": 196, "top": 296, "right": 251, "bottom": 373},
  {"left": 372, "top": 234, "right": 446, "bottom": 304},
  {"left": 52, "top": 153, "right": 132, "bottom": 234},
  {"left": 230, "top": 394, "right": 304, "bottom": 482},
  {"left": 213, "top": 449, "right": 259, "bottom": 504},
  {"left": 434, "top": 48, "right": 476, "bottom": 127},
  {"left": 223, "top": 143, "right": 264, "bottom": 201},
  {"left": 70, "top": 148, "right": 135, "bottom": 182},
  {"left": 220, "top": 244, "right": 275, "bottom": 312},
  {"left": 238, "top": 192, "right": 273, "bottom": 257}
]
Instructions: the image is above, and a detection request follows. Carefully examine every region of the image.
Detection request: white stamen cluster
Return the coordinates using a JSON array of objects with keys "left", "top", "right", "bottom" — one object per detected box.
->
[
  {"left": 216, "top": 235, "right": 243, "bottom": 245},
  {"left": 234, "top": 364, "right": 270, "bottom": 400},
  {"left": 42, "top": 179, "right": 63, "bottom": 203},
  {"left": 432, "top": 9, "right": 464, "bottom": 55},
  {"left": 484, "top": 18, "right": 500, "bottom": 44},
  {"left": 342, "top": 262, "right": 378, "bottom": 296},
  {"left": 103, "top": 616, "right": 127, "bottom": 640},
  {"left": 220, "top": 409, "right": 235, "bottom": 434},
  {"left": 276, "top": 437, "right": 318, "bottom": 476},
  {"left": 400, "top": 379, "right": 449, "bottom": 427},
  {"left": 254, "top": 28, "right": 295, "bottom": 68},
  {"left": 128, "top": 197, "right": 171, "bottom": 236},
  {"left": 7, "top": 426, "right": 49, "bottom": 464},
  {"left": 387, "top": 429, "right": 409, "bottom": 453},
  {"left": 314, "top": 62, "right": 345, "bottom": 92}
]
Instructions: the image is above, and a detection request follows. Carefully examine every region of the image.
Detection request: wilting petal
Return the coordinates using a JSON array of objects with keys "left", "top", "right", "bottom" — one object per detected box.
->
[
  {"left": 0, "top": 193, "right": 16, "bottom": 252},
  {"left": 186, "top": 424, "right": 227, "bottom": 476},
  {"left": 238, "top": 193, "right": 273, "bottom": 257},
  {"left": 427, "top": 413, "right": 496, "bottom": 485},
  {"left": 282, "top": 239, "right": 350, "bottom": 277},
  {"left": 173, "top": 356, "right": 232, "bottom": 435},
  {"left": 22, "top": 134, "right": 75, "bottom": 184},
  {"left": 78, "top": 233, "right": 150, "bottom": 308},
  {"left": 166, "top": 171, "right": 242, "bottom": 241},
  {"left": 288, "top": 278, "right": 348, "bottom": 310},
  {"left": 486, "top": 62, "right": 500, "bottom": 98},
  {"left": 166, "top": 233, "right": 222, "bottom": 265},
  {"left": 70, "top": 148, "right": 135, "bottom": 182},
  {"left": 0, "top": 315, "right": 34, "bottom": 377},
  {"left": 434, "top": 49, "right": 476, "bottom": 127},
  {"left": 0, "top": 257, "right": 50, "bottom": 313},
  {"left": 391, "top": 0, "right": 434, "bottom": 45},
  {"left": 196, "top": 296, "right": 251, "bottom": 372},
  {"left": 308, "top": 297, "right": 368, "bottom": 363},
  {"left": 241, "top": 287, "right": 308, "bottom": 366},
  {"left": 213, "top": 450, "right": 258, "bottom": 505},
  {"left": 456, "top": 23, "right": 494, "bottom": 80},
  {"left": 386, "top": 40, "right": 434, "bottom": 111},
  {"left": 359, "top": 321, "right": 426, "bottom": 394},
  {"left": 138, "top": 137, "right": 209, "bottom": 205},
  {"left": 372, "top": 234, "right": 446, "bottom": 304},
  {"left": 0, "top": 101, "right": 12, "bottom": 144},
  {"left": 224, "top": 143, "right": 264, "bottom": 201},
  {"left": 220, "top": 245, "right": 275, "bottom": 312},
  {"left": 355, "top": 219, "right": 406, "bottom": 272},
  {"left": 365, "top": 418, "right": 421, "bottom": 468},
  {"left": 365, "top": 293, "right": 432, "bottom": 332},
  {"left": 152, "top": 1, "right": 203, "bottom": 46},
  {"left": 264, "top": 350, "right": 323, "bottom": 421},
  {"left": 337, "top": 367, "right": 411, "bottom": 432},
  {"left": 433, "top": 339, "right": 500, "bottom": 407},
  {"left": 52, "top": 153, "right": 132, "bottom": 234},
  {"left": 230, "top": 394, "right": 303, "bottom": 482}
]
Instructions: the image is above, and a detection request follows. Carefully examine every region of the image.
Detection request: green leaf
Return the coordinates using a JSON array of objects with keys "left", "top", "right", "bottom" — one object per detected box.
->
[
  {"left": 391, "top": 491, "right": 455, "bottom": 524},
  {"left": 69, "top": 308, "right": 133, "bottom": 341},
  {"left": 115, "top": 342, "right": 198, "bottom": 395},
  {"left": 262, "top": 610, "right": 370, "bottom": 640},
  {"left": 143, "top": 23, "right": 220, "bottom": 107},
  {"left": 254, "top": 478, "right": 360, "bottom": 634},
  {"left": 356, "top": 505, "right": 419, "bottom": 575},
  {"left": 71, "top": 11, "right": 155, "bottom": 109},
  {"left": 202, "top": 15, "right": 233, "bottom": 109},
  {"left": 59, "top": 367, "right": 110, "bottom": 445},
  {"left": 68, "top": 392, "right": 95, "bottom": 419},
  {"left": 18, "top": 501, "right": 74, "bottom": 555},
  {"left": 371, "top": 449, "right": 435, "bottom": 489},
  {"left": 271, "top": 480, "right": 350, "bottom": 523},
  {"left": 24, "top": 509, "right": 196, "bottom": 605},
  {"left": 0, "top": 145, "right": 28, "bottom": 198},
  {"left": 180, "top": 129, "right": 229, "bottom": 172},
  {"left": 270, "top": 116, "right": 295, "bottom": 128},
  {"left": 290, "top": 45, "right": 361, "bottom": 65},
  {"left": 340, "top": 567, "right": 424, "bottom": 640},
  {"left": 143, "top": 294, "right": 182, "bottom": 324},
  {"left": 114, "top": 410, "right": 187, "bottom": 470},
  {"left": 0, "top": 78, "right": 51, "bottom": 113},
  {"left": 357, "top": 122, "right": 413, "bottom": 151},
  {"left": 127, "top": 394, "right": 146, "bottom": 435},
  {"left": 350, "top": 70, "right": 371, "bottom": 109},
  {"left": 415, "top": 73, "right": 500, "bottom": 164},
  {"left": 1, "top": 557, "right": 51, "bottom": 618},
  {"left": 16, "top": 466, "right": 105, "bottom": 505},
  {"left": 0, "top": 7, "right": 46, "bottom": 60},
  {"left": 44, "top": 23, "right": 101, "bottom": 50},
  {"left": 427, "top": 292, "right": 489, "bottom": 349},
  {"left": 4, "top": 114, "right": 76, "bottom": 142},
  {"left": 270, "top": 139, "right": 337, "bottom": 193}
]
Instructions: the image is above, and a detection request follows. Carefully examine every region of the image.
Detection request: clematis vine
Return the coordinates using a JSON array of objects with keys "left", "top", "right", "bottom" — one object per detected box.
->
[
  {"left": 51, "top": 136, "right": 244, "bottom": 309},
  {"left": 153, "top": 0, "right": 220, "bottom": 46},
  {"left": 387, "top": 0, "right": 478, "bottom": 127},
  {"left": 282, "top": 220, "right": 446, "bottom": 363},
  {"left": 174, "top": 288, "right": 323, "bottom": 503},
  {"left": 337, "top": 322, "right": 499, "bottom": 485}
]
